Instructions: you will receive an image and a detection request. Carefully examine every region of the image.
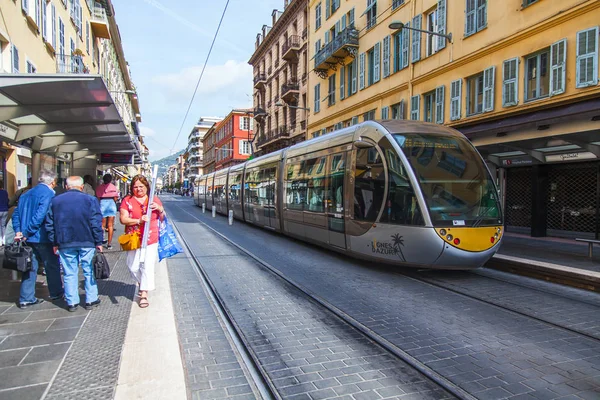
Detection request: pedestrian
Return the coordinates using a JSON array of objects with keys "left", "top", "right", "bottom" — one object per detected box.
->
[
  {"left": 54, "top": 178, "right": 67, "bottom": 195},
  {"left": 13, "top": 170, "right": 63, "bottom": 308},
  {"left": 46, "top": 176, "right": 103, "bottom": 312},
  {"left": 119, "top": 175, "right": 165, "bottom": 308},
  {"left": 8, "top": 177, "right": 32, "bottom": 209},
  {"left": 83, "top": 175, "right": 96, "bottom": 196},
  {"left": 96, "top": 174, "right": 119, "bottom": 250},
  {"left": 0, "top": 180, "right": 9, "bottom": 246}
]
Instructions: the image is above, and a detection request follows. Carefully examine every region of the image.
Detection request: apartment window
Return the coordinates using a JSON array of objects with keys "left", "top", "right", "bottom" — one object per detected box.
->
[
  {"left": 502, "top": 58, "right": 518, "bottom": 107},
  {"left": 424, "top": 89, "right": 444, "bottom": 124},
  {"left": 525, "top": 51, "right": 549, "bottom": 101},
  {"left": 365, "top": 0, "right": 377, "bottom": 30},
  {"left": 382, "top": 35, "right": 390, "bottom": 78},
  {"left": 393, "top": 24, "right": 409, "bottom": 72},
  {"left": 576, "top": 27, "right": 598, "bottom": 88},
  {"left": 411, "top": 15, "right": 422, "bottom": 62},
  {"left": 326, "top": 0, "right": 340, "bottom": 19},
  {"left": 347, "top": 8, "right": 355, "bottom": 26},
  {"left": 328, "top": 73, "right": 336, "bottom": 106},
  {"left": 315, "top": 2, "right": 322, "bottom": 30},
  {"left": 426, "top": 9, "right": 439, "bottom": 56},
  {"left": 465, "top": 0, "right": 487, "bottom": 37},
  {"left": 450, "top": 80, "right": 462, "bottom": 120},
  {"left": 467, "top": 67, "right": 494, "bottom": 114},
  {"left": 347, "top": 58, "right": 357, "bottom": 97},
  {"left": 437, "top": 0, "right": 447, "bottom": 50},
  {"left": 240, "top": 116, "right": 253, "bottom": 130},
  {"left": 363, "top": 109, "right": 376, "bottom": 121},
  {"left": 522, "top": 0, "right": 539, "bottom": 6},
  {"left": 314, "top": 83, "right": 321, "bottom": 113},
  {"left": 26, "top": 60, "right": 36, "bottom": 73},
  {"left": 239, "top": 140, "right": 251, "bottom": 155},
  {"left": 11, "top": 45, "right": 19, "bottom": 73},
  {"left": 352, "top": 116, "right": 359, "bottom": 125},
  {"left": 381, "top": 106, "right": 389, "bottom": 120},
  {"left": 392, "top": 0, "right": 405, "bottom": 10},
  {"left": 391, "top": 101, "right": 405, "bottom": 119},
  {"left": 410, "top": 95, "right": 420, "bottom": 120}
]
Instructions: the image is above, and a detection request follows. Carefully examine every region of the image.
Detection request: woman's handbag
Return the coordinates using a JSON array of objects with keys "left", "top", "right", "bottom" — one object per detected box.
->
[
  {"left": 118, "top": 231, "right": 141, "bottom": 251},
  {"left": 2, "top": 241, "right": 33, "bottom": 272},
  {"left": 158, "top": 217, "right": 183, "bottom": 261}
]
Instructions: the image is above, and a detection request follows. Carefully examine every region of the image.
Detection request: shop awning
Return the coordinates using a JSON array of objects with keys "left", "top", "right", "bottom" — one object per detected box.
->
[{"left": 0, "top": 74, "right": 140, "bottom": 158}]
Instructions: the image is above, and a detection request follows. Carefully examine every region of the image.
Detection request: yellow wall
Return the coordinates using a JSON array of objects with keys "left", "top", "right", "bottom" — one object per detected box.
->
[{"left": 307, "top": 0, "right": 600, "bottom": 135}]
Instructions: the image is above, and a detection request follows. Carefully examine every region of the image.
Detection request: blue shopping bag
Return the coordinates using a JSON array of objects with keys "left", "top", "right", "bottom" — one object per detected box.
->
[{"left": 158, "top": 217, "right": 183, "bottom": 261}]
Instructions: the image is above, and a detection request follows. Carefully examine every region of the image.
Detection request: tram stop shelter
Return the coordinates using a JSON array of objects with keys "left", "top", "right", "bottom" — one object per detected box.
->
[{"left": 0, "top": 74, "right": 141, "bottom": 189}]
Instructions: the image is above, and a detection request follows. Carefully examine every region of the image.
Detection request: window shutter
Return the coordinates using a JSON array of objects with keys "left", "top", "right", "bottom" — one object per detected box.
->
[
  {"left": 326, "top": 0, "right": 331, "bottom": 19},
  {"left": 465, "top": 0, "right": 476, "bottom": 36},
  {"left": 381, "top": 106, "right": 389, "bottom": 120},
  {"left": 349, "top": 8, "right": 355, "bottom": 26},
  {"left": 314, "top": 84, "right": 320, "bottom": 112},
  {"left": 239, "top": 117, "right": 244, "bottom": 130},
  {"left": 340, "top": 66, "right": 345, "bottom": 99},
  {"left": 411, "top": 15, "right": 421, "bottom": 62},
  {"left": 435, "top": 86, "right": 445, "bottom": 124},
  {"left": 86, "top": 22, "right": 89, "bottom": 53},
  {"left": 382, "top": 35, "right": 390, "bottom": 78},
  {"left": 359, "top": 52, "right": 365, "bottom": 90},
  {"left": 477, "top": 0, "right": 487, "bottom": 31},
  {"left": 325, "top": 30, "right": 330, "bottom": 44},
  {"left": 450, "top": 79, "right": 462, "bottom": 120},
  {"left": 576, "top": 27, "right": 598, "bottom": 88},
  {"left": 374, "top": 42, "right": 381, "bottom": 83},
  {"left": 41, "top": 1, "right": 47, "bottom": 39},
  {"left": 321, "top": 128, "right": 327, "bottom": 136},
  {"left": 399, "top": 100, "right": 405, "bottom": 119},
  {"left": 335, "top": 21, "right": 341, "bottom": 35},
  {"left": 52, "top": 5, "right": 56, "bottom": 50},
  {"left": 351, "top": 58, "right": 357, "bottom": 94},
  {"left": 550, "top": 39, "right": 566, "bottom": 95},
  {"left": 401, "top": 23, "right": 410, "bottom": 69},
  {"left": 410, "top": 95, "right": 420, "bottom": 120},
  {"left": 22, "top": 0, "right": 28, "bottom": 14},
  {"left": 352, "top": 116, "right": 359, "bottom": 125},
  {"left": 502, "top": 58, "right": 518, "bottom": 106},
  {"left": 483, "top": 66, "right": 495, "bottom": 112},
  {"left": 437, "top": 0, "right": 447, "bottom": 50},
  {"left": 12, "top": 45, "right": 19, "bottom": 73},
  {"left": 341, "top": 15, "right": 347, "bottom": 31}
]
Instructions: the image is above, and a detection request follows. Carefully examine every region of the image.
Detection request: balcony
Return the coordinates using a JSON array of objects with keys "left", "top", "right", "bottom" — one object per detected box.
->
[
  {"left": 253, "top": 73, "right": 267, "bottom": 89},
  {"left": 56, "top": 55, "right": 89, "bottom": 74},
  {"left": 314, "top": 25, "right": 359, "bottom": 77},
  {"left": 282, "top": 35, "right": 301, "bottom": 61},
  {"left": 300, "top": 120, "right": 306, "bottom": 130},
  {"left": 253, "top": 107, "right": 267, "bottom": 121},
  {"left": 90, "top": 2, "right": 110, "bottom": 39},
  {"left": 281, "top": 80, "right": 300, "bottom": 103},
  {"left": 302, "top": 27, "right": 308, "bottom": 40}
]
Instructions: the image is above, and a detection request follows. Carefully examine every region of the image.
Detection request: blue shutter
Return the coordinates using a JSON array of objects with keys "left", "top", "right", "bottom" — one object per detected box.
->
[
  {"left": 373, "top": 42, "right": 381, "bottom": 83},
  {"left": 550, "top": 39, "right": 566, "bottom": 95},
  {"left": 450, "top": 79, "right": 462, "bottom": 120},
  {"left": 326, "top": 0, "right": 330, "bottom": 19},
  {"left": 52, "top": 5, "right": 56, "bottom": 50},
  {"left": 502, "top": 58, "right": 518, "bottom": 106},
  {"left": 410, "top": 95, "right": 420, "bottom": 120},
  {"left": 477, "top": 0, "right": 487, "bottom": 31},
  {"left": 335, "top": 21, "right": 341, "bottom": 35},
  {"left": 411, "top": 15, "right": 421, "bottom": 62},
  {"left": 435, "top": 86, "right": 445, "bottom": 124},
  {"left": 340, "top": 66, "right": 345, "bottom": 99},
  {"left": 483, "top": 66, "right": 495, "bottom": 112},
  {"left": 341, "top": 15, "right": 347, "bottom": 31},
  {"left": 325, "top": 30, "right": 330, "bottom": 44},
  {"left": 382, "top": 36, "right": 390, "bottom": 78},
  {"left": 437, "top": 0, "right": 447, "bottom": 50},
  {"left": 12, "top": 45, "right": 19, "bottom": 73},
  {"left": 381, "top": 106, "right": 389, "bottom": 119},
  {"left": 349, "top": 8, "right": 355, "bottom": 26},
  {"left": 576, "top": 27, "right": 598, "bottom": 88},
  {"left": 359, "top": 52, "right": 365, "bottom": 90},
  {"left": 402, "top": 22, "right": 410, "bottom": 68},
  {"left": 351, "top": 58, "right": 357, "bottom": 94},
  {"left": 314, "top": 84, "right": 320, "bottom": 113},
  {"left": 465, "top": 0, "right": 476, "bottom": 36},
  {"left": 352, "top": 116, "right": 359, "bottom": 125}
]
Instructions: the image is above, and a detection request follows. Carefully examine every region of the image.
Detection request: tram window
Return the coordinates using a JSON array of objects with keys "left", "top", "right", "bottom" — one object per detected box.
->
[
  {"left": 245, "top": 170, "right": 260, "bottom": 206},
  {"left": 257, "top": 167, "right": 275, "bottom": 206},
  {"left": 327, "top": 153, "right": 345, "bottom": 213},
  {"left": 229, "top": 173, "right": 242, "bottom": 201},
  {"left": 306, "top": 157, "right": 326, "bottom": 213},
  {"left": 353, "top": 148, "right": 385, "bottom": 222},
  {"left": 285, "top": 162, "right": 307, "bottom": 210}
]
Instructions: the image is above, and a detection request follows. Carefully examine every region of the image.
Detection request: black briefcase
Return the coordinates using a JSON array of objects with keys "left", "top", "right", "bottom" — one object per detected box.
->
[
  {"left": 3, "top": 241, "right": 34, "bottom": 272},
  {"left": 93, "top": 252, "right": 110, "bottom": 280}
]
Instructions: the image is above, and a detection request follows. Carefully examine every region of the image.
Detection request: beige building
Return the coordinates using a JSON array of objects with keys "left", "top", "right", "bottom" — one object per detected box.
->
[
  {"left": 184, "top": 117, "right": 221, "bottom": 182},
  {"left": 0, "top": 0, "right": 143, "bottom": 195},
  {"left": 249, "top": 0, "right": 309, "bottom": 156}
]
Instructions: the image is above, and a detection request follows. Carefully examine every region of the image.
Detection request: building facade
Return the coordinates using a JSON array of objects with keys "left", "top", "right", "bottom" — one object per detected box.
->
[
  {"left": 202, "top": 125, "right": 216, "bottom": 175},
  {"left": 0, "top": 0, "right": 143, "bottom": 194},
  {"left": 213, "top": 110, "right": 254, "bottom": 171},
  {"left": 304, "top": 0, "right": 600, "bottom": 239},
  {"left": 249, "top": 0, "right": 309, "bottom": 156},
  {"left": 185, "top": 117, "right": 221, "bottom": 182}
]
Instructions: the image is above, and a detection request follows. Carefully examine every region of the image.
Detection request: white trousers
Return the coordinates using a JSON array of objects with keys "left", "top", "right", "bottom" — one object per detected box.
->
[
  {"left": 0, "top": 211, "right": 8, "bottom": 245},
  {"left": 126, "top": 243, "right": 158, "bottom": 292}
]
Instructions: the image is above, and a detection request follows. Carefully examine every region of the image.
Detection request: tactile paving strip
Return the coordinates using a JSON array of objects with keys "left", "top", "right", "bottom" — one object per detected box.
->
[{"left": 45, "top": 251, "right": 136, "bottom": 400}]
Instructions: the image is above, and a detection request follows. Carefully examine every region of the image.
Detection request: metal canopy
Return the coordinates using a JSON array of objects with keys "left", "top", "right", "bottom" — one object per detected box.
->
[{"left": 0, "top": 74, "right": 140, "bottom": 157}]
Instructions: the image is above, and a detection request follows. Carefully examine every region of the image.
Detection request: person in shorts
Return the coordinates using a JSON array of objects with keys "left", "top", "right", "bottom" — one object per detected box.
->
[{"left": 95, "top": 174, "right": 119, "bottom": 250}]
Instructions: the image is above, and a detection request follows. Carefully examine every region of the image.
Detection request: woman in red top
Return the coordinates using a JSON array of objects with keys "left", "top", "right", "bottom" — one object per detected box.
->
[{"left": 119, "top": 175, "right": 165, "bottom": 308}]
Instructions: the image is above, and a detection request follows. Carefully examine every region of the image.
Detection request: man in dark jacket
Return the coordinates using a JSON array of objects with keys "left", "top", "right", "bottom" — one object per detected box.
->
[
  {"left": 13, "top": 170, "right": 62, "bottom": 308},
  {"left": 45, "top": 176, "right": 104, "bottom": 312}
]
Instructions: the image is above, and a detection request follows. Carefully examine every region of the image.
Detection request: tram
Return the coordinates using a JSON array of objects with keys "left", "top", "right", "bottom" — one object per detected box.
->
[{"left": 194, "top": 120, "right": 503, "bottom": 269}]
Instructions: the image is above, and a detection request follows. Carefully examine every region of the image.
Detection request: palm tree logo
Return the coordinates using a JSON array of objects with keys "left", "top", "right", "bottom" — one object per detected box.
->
[{"left": 391, "top": 233, "right": 405, "bottom": 261}]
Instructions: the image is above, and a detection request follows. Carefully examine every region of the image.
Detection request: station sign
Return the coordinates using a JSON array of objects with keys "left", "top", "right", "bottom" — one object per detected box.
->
[
  {"left": 0, "top": 123, "right": 17, "bottom": 141},
  {"left": 99, "top": 153, "right": 133, "bottom": 164},
  {"left": 545, "top": 152, "right": 596, "bottom": 163},
  {"left": 501, "top": 158, "right": 533, "bottom": 167}
]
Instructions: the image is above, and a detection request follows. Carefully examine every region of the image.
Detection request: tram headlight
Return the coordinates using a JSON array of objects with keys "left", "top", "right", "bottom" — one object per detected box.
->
[
  {"left": 440, "top": 229, "right": 447, "bottom": 236},
  {"left": 494, "top": 233, "right": 498, "bottom": 239},
  {"left": 446, "top": 234, "right": 453, "bottom": 241},
  {"left": 497, "top": 227, "right": 501, "bottom": 233}
]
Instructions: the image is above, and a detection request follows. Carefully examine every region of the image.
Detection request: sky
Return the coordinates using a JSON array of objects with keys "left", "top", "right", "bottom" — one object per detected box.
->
[{"left": 111, "top": 0, "right": 283, "bottom": 161}]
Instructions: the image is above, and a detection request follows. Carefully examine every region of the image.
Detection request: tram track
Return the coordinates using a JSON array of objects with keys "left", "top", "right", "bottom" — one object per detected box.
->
[{"left": 169, "top": 201, "right": 473, "bottom": 400}]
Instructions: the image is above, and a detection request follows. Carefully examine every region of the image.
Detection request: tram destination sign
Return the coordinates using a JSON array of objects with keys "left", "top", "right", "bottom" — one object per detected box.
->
[{"left": 99, "top": 153, "right": 133, "bottom": 164}]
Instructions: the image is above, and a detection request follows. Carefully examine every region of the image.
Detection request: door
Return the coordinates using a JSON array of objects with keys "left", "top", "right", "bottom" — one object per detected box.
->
[{"left": 327, "top": 152, "right": 346, "bottom": 248}]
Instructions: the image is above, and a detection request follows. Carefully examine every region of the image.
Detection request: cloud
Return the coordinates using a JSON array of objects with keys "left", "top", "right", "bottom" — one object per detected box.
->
[
  {"left": 139, "top": 126, "right": 156, "bottom": 137},
  {"left": 151, "top": 60, "right": 252, "bottom": 100}
]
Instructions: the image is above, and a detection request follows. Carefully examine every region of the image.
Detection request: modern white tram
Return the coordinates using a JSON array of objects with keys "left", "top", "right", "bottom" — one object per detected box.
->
[{"left": 194, "top": 120, "right": 503, "bottom": 269}]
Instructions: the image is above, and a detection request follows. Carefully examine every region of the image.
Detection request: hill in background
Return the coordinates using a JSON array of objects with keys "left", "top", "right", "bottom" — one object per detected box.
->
[{"left": 152, "top": 149, "right": 185, "bottom": 177}]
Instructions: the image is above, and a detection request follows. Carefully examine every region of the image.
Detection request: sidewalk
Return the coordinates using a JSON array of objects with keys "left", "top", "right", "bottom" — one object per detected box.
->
[
  {"left": 0, "top": 224, "right": 186, "bottom": 400},
  {"left": 487, "top": 232, "right": 600, "bottom": 291}
]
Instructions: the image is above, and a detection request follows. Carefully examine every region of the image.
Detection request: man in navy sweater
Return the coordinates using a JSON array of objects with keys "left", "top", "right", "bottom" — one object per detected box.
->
[{"left": 46, "top": 176, "right": 104, "bottom": 312}]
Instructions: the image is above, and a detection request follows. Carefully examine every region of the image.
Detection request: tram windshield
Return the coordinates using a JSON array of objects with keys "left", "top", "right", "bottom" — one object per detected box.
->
[{"left": 393, "top": 133, "right": 502, "bottom": 227}]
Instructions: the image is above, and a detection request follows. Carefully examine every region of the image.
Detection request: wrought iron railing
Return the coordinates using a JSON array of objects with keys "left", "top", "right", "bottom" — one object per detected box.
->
[
  {"left": 314, "top": 25, "right": 358, "bottom": 69},
  {"left": 56, "top": 54, "right": 88, "bottom": 74},
  {"left": 282, "top": 35, "right": 301, "bottom": 54},
  {"left": 253, "top": 73, "right": 267, "bottom": 85},
  {"left": 281, "top": 80, "right": 299, "bottom": 96}
]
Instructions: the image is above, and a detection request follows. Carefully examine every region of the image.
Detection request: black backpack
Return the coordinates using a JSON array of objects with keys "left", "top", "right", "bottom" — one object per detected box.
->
[{"left": 93, "top": 253, "right": 110, "bottom": 280}]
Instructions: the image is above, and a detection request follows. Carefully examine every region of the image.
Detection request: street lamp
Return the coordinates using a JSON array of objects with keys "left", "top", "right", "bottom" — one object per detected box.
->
[
  {"left": 275, "top": 101, "right": 310, "bottom": 111},
  {"left": 388, "top": 21, "right": 452, "bottom": 43}
]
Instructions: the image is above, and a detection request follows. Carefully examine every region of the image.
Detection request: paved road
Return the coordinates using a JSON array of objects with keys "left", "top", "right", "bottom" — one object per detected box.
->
[{"left": 165, "top": 196, "right": 600, "bottom": 400}]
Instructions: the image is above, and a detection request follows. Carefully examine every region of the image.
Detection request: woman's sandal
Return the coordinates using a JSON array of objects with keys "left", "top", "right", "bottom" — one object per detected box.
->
[{"left": 139, "top": 297, "right": 149, "bottom": 308}]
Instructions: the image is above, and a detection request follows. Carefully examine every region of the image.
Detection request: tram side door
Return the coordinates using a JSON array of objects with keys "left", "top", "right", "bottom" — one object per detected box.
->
[
  {"left": 327, "top": 152, "right": 346, "bottom": 248},
  {"left": 264, "top": 166, "right": 278, "bottom": 229}
]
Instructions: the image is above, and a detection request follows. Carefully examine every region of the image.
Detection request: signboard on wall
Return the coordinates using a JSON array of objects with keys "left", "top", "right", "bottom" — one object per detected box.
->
[
  {"left": 545, "top": 152, "right": 596, "bottom": 163},
  {"left": 99, "top": 153, "right": 133, "bottom": 164},
  {"left": 0, "top": 123, "right": 17, "bottom": 141}
]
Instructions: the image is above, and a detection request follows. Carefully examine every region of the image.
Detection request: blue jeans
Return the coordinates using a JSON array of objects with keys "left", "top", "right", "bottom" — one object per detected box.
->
[
  {"left": 20, "top": 242, "right": 63, "bottom": 304},
  {"left": 58, "top": 247, "right": 98, "bottom": 306}
]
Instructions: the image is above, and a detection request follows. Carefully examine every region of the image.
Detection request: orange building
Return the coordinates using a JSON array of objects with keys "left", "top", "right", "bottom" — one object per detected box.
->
[{"left": 212, "top": 110, "right": 255, "bottom": 171}]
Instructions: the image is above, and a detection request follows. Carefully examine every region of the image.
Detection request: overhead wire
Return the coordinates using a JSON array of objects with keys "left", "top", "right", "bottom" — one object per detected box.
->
[{"left": 170, "top": 0, "right": 231, "bottom": 153}]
